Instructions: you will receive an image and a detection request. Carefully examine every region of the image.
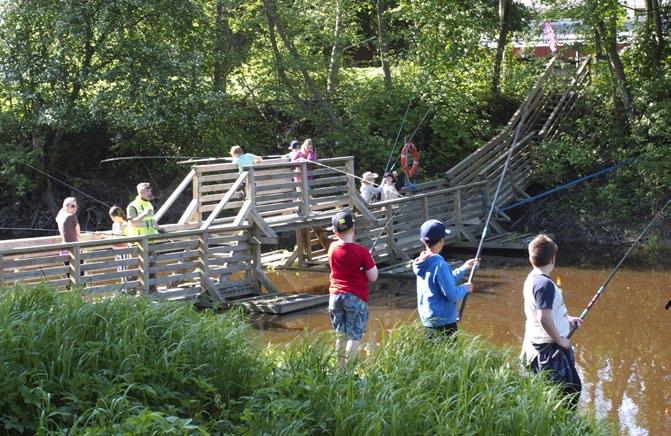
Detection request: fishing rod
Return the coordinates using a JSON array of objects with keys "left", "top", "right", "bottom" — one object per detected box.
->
[
  {"left": 19, "top": 161, "right": 111, "bottom": 209},
  {"left": 100, "top": 155, "right": 209, "bottom": 163},
  {"left": 550, "top": 199, "right": 671, "bottom": 358},
  {"left": 458, "top": 98, "right": 534, "bottom": 322}
]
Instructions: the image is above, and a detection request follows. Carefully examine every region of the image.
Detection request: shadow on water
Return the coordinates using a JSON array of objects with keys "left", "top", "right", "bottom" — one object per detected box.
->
[{"left": 254, "top": 264, "right": 671, "bottom": 435}]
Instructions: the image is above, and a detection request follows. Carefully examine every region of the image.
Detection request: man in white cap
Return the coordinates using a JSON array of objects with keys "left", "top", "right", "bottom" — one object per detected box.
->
[
  {"left": 413, "top": 219, "right": 479, "bottom": 339},
  {"left": 359, "top": 171, "right": 381, "bottom": 204},
  {"left": 126, "top": 182, "right": 164, "bottom": 237}
]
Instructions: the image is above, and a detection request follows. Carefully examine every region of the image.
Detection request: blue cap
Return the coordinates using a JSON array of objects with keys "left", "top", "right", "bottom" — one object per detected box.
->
[
  {"left": 289, "top": 140, "right": 300, "bottom": 150},
  {"left": 419, "top": 219, "right": 451, "bottom": 245}
]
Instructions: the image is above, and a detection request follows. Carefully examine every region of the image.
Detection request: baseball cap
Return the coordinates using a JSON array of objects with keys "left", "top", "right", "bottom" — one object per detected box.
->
[
  {"left": 419, "top": 219, "right": 451, "bottom": 245},
  {"left": 289, "top": 140, "right": 300, "bottom": 150},
  {"left": 332, "top": 210, "right": 355, "bottom": 232}
]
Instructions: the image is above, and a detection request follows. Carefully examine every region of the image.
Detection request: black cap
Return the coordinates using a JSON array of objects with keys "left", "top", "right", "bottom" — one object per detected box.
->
[
  {"left": 289, "top": 140, "right": 300, "bottom": 150},
  {"left": 332, "top": 210, "right": 354, "bottom": 232}
]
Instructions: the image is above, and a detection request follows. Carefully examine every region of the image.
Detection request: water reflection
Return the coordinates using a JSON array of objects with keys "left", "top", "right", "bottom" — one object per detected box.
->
[{"left": 254, "top": 266, "right": 671, "bottom": 434}]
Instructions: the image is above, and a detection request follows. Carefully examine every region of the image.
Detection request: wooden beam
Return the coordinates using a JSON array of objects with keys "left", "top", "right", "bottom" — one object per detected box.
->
[
  {"left": 155, "top": 169, "right": 196, "bottom": 223},
  {"left": 201, "top": 172, "right": 248, "bottom": 230}
]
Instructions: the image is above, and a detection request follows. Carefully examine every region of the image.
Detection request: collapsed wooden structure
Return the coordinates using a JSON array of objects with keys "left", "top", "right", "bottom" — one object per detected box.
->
[{"left": 0, "top": 56, "right": 591, "bottom": 304}]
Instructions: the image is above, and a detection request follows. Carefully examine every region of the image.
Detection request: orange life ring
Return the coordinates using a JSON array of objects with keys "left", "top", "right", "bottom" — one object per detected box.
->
[{"left": 400, "top": 142, "right": 420, "bottom": 177}]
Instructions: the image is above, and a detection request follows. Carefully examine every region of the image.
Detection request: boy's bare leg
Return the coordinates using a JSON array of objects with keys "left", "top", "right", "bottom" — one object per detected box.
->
[{"left": 346, "top": 339, "right": 361, "bottom": 362}]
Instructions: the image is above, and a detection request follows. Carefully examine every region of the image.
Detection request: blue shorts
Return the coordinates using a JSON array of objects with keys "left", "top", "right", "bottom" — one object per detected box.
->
[{"left": 328, "top": 293, "right": 368, "bottom": 340}]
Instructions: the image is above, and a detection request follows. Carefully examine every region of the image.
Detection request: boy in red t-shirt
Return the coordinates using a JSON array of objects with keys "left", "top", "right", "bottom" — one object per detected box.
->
[{"left": 328, "top": 209, "right": 378, "bottom": 365}]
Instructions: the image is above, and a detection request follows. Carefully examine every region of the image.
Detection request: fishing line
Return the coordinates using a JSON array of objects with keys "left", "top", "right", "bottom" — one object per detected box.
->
[
  {"left": 369, "top": 209, "right": 402, "bottom": 255},
  {"left": 389, "top": 108, "right": 431, "bottom": 173},
  {"left": 550, "top": 198, "right": 671, "bottom": 358},
  {"left": 458, "top": 94, "right": 535, "bottom": 322},
  {"left": 307, "top": 159, "right": 383, "bottom": 188},
  {"left": 0, "top": 227, "right": 59, "bottom": 233},
  {"left": 383, "top": 96, "right": 415, "bottom": 175},
  {"left": 19, "top": 161, "right": 111, "bottom": 209}
]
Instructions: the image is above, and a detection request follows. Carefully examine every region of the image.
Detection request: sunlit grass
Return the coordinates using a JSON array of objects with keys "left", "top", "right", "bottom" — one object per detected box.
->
[
  {"left": 0, "top": 284, "right": 267, "bottom": 433},
  {"left": 241, "top": 328, "right": 611, "bottom": 435},
  {"left": 0, "top": 285, "right": 611, "bottom": 434}
]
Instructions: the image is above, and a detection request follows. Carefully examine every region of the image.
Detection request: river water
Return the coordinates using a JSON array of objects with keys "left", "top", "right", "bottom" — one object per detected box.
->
[{"left": 254, "top": 265, "right": 671, "bottom": 435}]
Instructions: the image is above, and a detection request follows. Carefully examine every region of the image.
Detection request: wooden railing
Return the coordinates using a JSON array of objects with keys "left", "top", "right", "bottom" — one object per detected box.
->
[{"left": 0, "top": 222, "right": 276, "bottom": 301}]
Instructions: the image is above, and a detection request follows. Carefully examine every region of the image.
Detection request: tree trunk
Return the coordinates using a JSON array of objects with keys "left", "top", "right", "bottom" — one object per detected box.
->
[
  {"left": 263, "top": 0, "right": 343, "bottom": 131},
  {"left": 263, "top": 0, "right": 309, "bottom": 111},
  {"left": 376, "top": 0, "right": 392, "bottom": 90},
  {"left": 596, "top": 17, "right": 633, "bottom": 127},
  {"left": 213, "top": 1, "right": 229, "bottom": 93},
  {"left": 326, "top": 0, "right": 343, "bottom": 94},
  {"left": 594, "top": 29, "right": 626, "bottom": 130},
  {"left": 650, "top": 0, "right": 665, "bottom": 54},
  {"left": 491, "top": 0, "right": 511, "bottom": 96}
]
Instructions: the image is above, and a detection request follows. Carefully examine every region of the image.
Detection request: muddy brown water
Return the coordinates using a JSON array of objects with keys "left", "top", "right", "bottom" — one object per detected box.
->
[{"left": 255, "top": 266, "right": 671, "bottom": 435}]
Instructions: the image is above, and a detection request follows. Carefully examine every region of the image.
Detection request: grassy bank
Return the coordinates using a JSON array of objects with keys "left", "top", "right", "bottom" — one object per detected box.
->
[{"left": 0, "top": 285, "right": 610, "bottom": 434}]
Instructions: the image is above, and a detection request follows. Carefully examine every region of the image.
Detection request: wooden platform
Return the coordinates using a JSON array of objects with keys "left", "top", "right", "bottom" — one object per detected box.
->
[{"left": 234, "top": 293, "right": 330, "bottom": 314}]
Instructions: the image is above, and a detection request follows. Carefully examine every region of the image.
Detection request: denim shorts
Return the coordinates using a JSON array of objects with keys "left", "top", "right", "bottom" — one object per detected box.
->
[{"left": 328, "top": 293, "right": 369, "bottom": 340}]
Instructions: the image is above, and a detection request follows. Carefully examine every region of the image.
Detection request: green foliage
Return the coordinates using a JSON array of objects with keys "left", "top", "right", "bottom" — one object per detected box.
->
[{"left": 0, "top": 285, "right": 267, "bottom": 433}]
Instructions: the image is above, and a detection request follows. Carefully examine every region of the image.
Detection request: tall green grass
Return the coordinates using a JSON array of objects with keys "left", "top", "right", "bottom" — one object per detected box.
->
[
  {"left": 241, "top": 329, "right": 611, "bottom": 435},
  {"left": 0, "top": 286, "right": 610, "bottom": 434},
  {"left": 0, "top": 284, "right": 267, "bottom": 433}
]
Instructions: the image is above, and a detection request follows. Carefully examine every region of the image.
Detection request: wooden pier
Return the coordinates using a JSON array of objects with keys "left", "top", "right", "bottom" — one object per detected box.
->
[{"left": 0, "top": 55, "right": 591, "bottom": 308}]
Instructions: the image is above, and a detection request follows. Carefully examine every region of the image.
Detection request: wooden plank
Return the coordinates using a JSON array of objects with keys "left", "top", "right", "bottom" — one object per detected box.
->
[
  {"left": 3, "top": 254, "right": 67, "bottom": 268},
  {"left": 4, "top": 265, "right": 69, "bottom": 280}
]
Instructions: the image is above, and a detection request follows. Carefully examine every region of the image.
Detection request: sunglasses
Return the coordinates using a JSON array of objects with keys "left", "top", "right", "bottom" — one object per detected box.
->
[{"left": 68, "top": 204, "right": 78, "bottom": 208}]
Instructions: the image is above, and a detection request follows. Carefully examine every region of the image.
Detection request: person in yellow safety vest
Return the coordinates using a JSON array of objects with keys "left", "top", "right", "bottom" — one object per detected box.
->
[{"left": 126, "top": 182, "right": 165, "bottom": 237}]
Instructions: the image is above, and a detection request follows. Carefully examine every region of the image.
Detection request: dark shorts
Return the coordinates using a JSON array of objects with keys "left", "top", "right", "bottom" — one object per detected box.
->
[
  {"left": 425, "top": 322, "right": 458, "bottom": 341},
  {"left": 328, "top": 293, "right": 368, "bottom": 340},
  {"left": 531, "top": 344, "right": 582, "bottom": 408}
]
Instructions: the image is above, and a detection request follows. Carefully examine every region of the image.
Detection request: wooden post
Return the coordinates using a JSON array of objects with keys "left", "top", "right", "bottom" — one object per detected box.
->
[
  {"left": 140, "top": 238, "right": 150, "bottom": 293},
  {"left": 295, "top": 228, "right": 305, "bottom": 267},
  {"left": 305, "top": 228, "right": 313, "bottom": 261},
  {"left": 421, "top": 196, "right": 429, "bottom": 222},
  {"left": 252, "top": 229, "right": 262, "bottom": 294},
  {"left": 453, "top": 189, "right": 463, "bottom": 236},
  {"left": 384, "top": 204, "right": 394, "bottom": 259},
  {"left": 300, "top": 161, "right": 310, "bottom": 218},
  {"left": 0, "top": 253, "right": 4, "bottom": 289},
  {"left": 345, "top": 157, "right": 356, "bottom": 200},
  {"left": 246, "top": 167, "right": 256, "bottom": 200},
  {"left": 198, "top": 231, "right": 210, "bottom": 291},
  {"left": 191, "top": 168, "right": 202, "bottom": 223},
  {"left": 71, "top": 245, "right": 82, "bottom": 288}
]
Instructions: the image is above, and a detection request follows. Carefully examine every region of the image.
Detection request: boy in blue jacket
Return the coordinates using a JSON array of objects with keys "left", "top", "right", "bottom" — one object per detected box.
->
[{"left": 413, "top": 219, "right": 479, "bottom": 338}]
